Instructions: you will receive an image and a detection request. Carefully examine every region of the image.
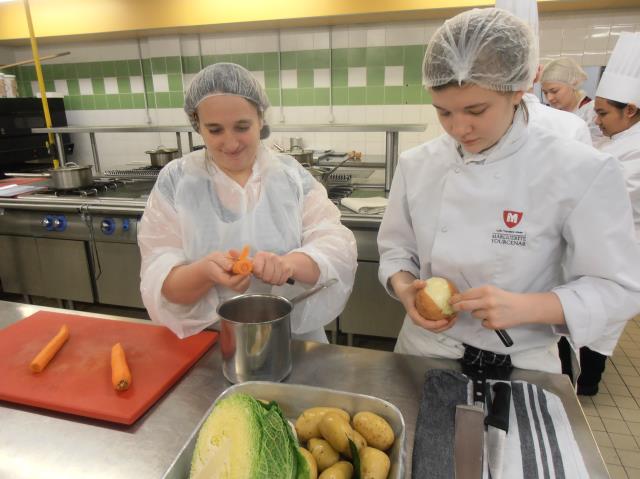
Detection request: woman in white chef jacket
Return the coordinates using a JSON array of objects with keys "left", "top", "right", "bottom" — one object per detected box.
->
[
  {"left": 377, "top": 8, "right": 640, "bottom": 373},
  {"left": 569, "top": 32, "right": 640, "bottom": 395},
  {"left": 494, "top": 0, "right": 592, "bottom": 146},
  {"left": 138, "top": 63, "right": 357, "bottom": 340},
  {"left": 540, "top": 57, "right": 605, "bottom": 145}
]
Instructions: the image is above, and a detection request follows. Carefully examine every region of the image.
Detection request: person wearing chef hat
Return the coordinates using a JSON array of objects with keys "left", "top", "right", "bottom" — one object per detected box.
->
[
  {"left": 568, "top": 32, "right": 640, "bottom": 395},
  {"left": 495, "top": 0, "right": 592, "bottom": 145},
  {"left": 138, "top": 62, "right": 357, "bottom": 340},
  {"left": 541, "top": 57, "right": 606, "bottom": 145},
  {"left": 378, "top": 8, "right": 640, "bottom": 373}
]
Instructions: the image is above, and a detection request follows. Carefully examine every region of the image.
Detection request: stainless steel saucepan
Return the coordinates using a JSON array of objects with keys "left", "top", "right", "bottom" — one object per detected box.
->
[
  {"left": 217, "top": 278, "right": 338, "bottom": 383},
  {"left": 145, "top": 146, "right": 180, "bottom": 167},
  {"left": 7, "top": 161, "right": 94, "bottom": 190}
]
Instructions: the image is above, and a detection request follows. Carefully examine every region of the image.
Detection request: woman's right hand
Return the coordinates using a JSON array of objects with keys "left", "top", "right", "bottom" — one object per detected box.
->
[
  {"left": 201, "top": 251, "right": 251, "bottom": 293},
  {"left": 391, "top": 273, "right": 457, "bottom": 334}
]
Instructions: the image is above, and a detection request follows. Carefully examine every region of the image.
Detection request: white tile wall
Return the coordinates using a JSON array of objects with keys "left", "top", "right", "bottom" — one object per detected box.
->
[
  {"left": 104, "top": 77, "right": 118, "bottom": 94},
  {"left": 251, "top": 71, "right": 265, "bottom": 88},
  {"left": 281, "top": 69, "right": 297, "bottom": 89},
  {"left": 78, "top": 78, "right": 93, "bottom": 95},
  {"left": 152, "top": 74, "right": 169, "bottom": 92},
  {"left": 53, "top": 79, "right": 68, "bottom": 95},
  {"left": 384, "top": 66, "right": 404, "bottom": 86},
  {"left": 129, "top": 76, "right": 145, "bottom": 94},
  {"left": 6, "top": 7, "right": 640, "bottom": 163},
  {"left": 314, "top": 68, "right": 331, "bottom": 88},
  {"left": 348, "top": 67, "right": 366, "bottom": 87}
]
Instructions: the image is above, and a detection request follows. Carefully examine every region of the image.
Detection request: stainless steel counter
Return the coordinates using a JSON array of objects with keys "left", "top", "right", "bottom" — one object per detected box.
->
[{"left": 0, "top": 300, "right": 608, "bottom": 479}]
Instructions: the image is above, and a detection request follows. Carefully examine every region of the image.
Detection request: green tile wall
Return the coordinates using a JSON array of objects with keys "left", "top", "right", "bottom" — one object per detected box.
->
[{"left": 14, "top": 45, "right": 431, "bottom": 110}]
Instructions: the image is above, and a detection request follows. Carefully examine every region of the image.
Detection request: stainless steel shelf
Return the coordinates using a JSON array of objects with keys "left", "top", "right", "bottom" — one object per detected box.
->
[{"left": 32, "top": 123, "right": 426, "bottom": 134}]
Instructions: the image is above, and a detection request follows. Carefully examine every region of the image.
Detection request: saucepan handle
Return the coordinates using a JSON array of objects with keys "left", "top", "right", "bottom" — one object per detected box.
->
[{"left": 289, "top": 278, "right": 338, "bottom": 304}]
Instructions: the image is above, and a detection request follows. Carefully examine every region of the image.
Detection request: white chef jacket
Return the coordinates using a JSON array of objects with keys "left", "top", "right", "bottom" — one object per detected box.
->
[
  {"left": 585, "top": 121, "right": 640, "bottom": 355},
  {"left": 575, "top": 101, "right": 607, "bottom": 148},
  {"left": 523, "top": 93, "right": 592, "bottom": 145},
  {"left": 378, "top": 108, "right": 640, "bottom": 372},
  {"left": 138, "top": 145, "right": 357, "bottom": 340}
]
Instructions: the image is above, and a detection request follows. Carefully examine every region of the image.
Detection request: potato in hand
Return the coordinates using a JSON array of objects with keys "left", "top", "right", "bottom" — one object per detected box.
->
[{"left": 415, "top": 277, "right": 458, "bottom": 321}]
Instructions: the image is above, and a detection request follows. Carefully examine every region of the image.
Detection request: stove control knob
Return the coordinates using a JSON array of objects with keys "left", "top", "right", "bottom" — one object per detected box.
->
[
  {"left": 100, "top": 218, "right": 116, "bottom": 235},
  {"left": 42, "top": 215, "right": 54, "bottom": 230},
  {"left": 101, "top": 218, "right": 116, "bottom": 235},
  {"left": 53, "top": 215, "right": 67, "bottom": 232},
  {"left": 122, "top": 218, "right": 130, "bottom": 231}
]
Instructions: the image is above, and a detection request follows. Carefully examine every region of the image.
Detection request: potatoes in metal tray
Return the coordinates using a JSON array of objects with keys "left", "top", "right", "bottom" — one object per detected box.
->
[
  {"left": 308, "top": 438, "right": 340, "bottom": 471},
  {"left": 296, "top": 406, "right": 395, "bottom": 479},
  {"left": 360, "top": 447, "right": 391, "bottom": 479},
  {"left": 352, "top": 411, "right": 395, "bottom": 451},
  {"left": 318, "top": 460, "right": 354, "bottom": 479},
  {"left": 295, "top": 407, "right": 351, "bottom": 442}
]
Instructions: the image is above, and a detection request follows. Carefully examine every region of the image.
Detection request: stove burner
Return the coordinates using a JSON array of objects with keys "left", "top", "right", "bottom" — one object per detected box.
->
[
  {"left": 327, "top": 186, "right": 354, "bottom": 205},
  {"left": 104, "top": 166, "right": 162, "bottom": 178},
  {"left": 42, "top": 179, "right": 126, "bottom": 196}
]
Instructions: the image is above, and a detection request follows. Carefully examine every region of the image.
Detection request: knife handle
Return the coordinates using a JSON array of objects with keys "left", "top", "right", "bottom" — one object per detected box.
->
[
  {"left": 485, "top": 382, "right": 511, "bottom": 431},
  {"left": 495, "top": 329, "right": 513, "bottom": 347}
]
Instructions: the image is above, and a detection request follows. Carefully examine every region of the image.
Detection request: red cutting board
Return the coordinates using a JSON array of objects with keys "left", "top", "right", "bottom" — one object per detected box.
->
[{"left": 0, "top": 311, "right": 218, "bottom": 425}]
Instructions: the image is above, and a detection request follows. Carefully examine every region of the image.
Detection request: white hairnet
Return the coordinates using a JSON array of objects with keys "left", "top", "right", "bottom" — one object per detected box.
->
[
  {"left": 184, "top": 62, "right": 271, "bottom": 139},
  {"left": 423, "top": 8, "right": 538, "bottom": 92},
  {"left": 540, "top": 57, "right": 587, "bottom": 88}
]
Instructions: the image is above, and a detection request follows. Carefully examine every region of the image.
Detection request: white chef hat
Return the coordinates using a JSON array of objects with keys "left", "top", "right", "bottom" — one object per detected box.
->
[
  {"left": 596, "top": 32, "right": 640, "bottom": 106},
  {"left": 495, "top": 0, "right": 539, "bottom": 40}
]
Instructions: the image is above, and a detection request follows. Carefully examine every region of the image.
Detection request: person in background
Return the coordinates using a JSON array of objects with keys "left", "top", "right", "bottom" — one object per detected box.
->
[
  {"left": 138, "top": 62, "right": 357, "bottom": 340},
  {"left": 566, "top": 32, "right": 640, "bottom": 395},
  {"left": 495, "top": 0, "right": 592, "bottom": 145},
  {"left": 377, "top": 8, "right": 640, "bottom": 373},
  {"left": 540, "top": 57, "right": 605, "bottom": 145}
]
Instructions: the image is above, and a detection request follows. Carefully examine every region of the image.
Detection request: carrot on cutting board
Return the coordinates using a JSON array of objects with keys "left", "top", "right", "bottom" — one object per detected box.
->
[
  {"left": 231, "top": 245, "right": 253, "bottom": 275},
  {"left": 111, "top": 342, "right": 132, "bottom": 392},
  {"left": 30, "top": 324, "right": 70, "bottom": 373}
]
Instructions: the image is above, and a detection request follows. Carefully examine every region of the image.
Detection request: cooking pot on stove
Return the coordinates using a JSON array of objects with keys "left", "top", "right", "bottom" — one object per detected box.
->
[
  {"left": 47, "top": 163, "right": 94, "bottom": 190},
  {"left": 145, "top": 146, "right": 180, "bottom": 167}
]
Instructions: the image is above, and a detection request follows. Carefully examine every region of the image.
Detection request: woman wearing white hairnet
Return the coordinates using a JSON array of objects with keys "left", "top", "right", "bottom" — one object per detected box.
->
[
  {"left": 138, "top": 62, "right": 357, "bottom": 340},
  {"left": 378, "top": 8, "right": 640, "bottom": 373},
  {"left": 540, "top": 57, "right": 604, "bottom": 145}
]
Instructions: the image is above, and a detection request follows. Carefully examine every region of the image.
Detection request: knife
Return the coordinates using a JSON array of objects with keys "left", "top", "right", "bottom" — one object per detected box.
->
[
  {"left": 458, "top": 271, "right": 514, "bottom": 348},
  {"left": 454, "top": 404, "right": 485, "bottom": 479},
  {"left": 485, "top": 382, "right": 512, "bottom": 479}
]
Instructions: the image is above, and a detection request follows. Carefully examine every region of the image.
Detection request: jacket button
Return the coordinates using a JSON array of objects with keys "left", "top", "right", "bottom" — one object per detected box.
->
[
  {"left": 441, "top": 226, "right": 448, "bottom": 232},
  {"left": 454, "top": 167, "right": 461, "bottom": 173}
]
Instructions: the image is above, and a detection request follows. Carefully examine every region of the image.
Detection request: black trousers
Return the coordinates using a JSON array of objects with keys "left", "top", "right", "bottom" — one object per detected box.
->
[{"left": 558, "top": 336, "right": 607, "bottom": 394}]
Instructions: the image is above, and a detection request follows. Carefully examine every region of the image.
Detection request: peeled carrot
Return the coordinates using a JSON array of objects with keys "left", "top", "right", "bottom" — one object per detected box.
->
[
  {"left": 30, "top": 324, "right": 70, "bottom": 373},
  {"left": 111, "top": 342, "right": 132, "bottom": 392},
  {"left": 231, "top": 245, "right": 253, "bottom": 275}
]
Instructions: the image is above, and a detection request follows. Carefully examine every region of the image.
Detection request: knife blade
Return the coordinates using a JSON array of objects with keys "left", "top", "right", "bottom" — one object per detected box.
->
[
  {"left": 458, "top": 271, "right": 514, "bottom": 348},
  {"left": 485, "top": 382, "right": 512, "bottom": 479},
  {"left": 454, "top": 404, "right": 485, "bottom": 479}
]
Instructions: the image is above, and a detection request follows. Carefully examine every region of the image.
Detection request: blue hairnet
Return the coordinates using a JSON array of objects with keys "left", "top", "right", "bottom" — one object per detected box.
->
[
  {"left": 423, "top": 8, "right": 538, "bottom": 92},
  {"left": 184, "top": 62, "right": 271, "bottom": 139}
]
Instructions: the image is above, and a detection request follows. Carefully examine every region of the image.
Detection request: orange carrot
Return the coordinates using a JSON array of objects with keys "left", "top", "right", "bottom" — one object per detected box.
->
[
  {"left": 111, "top": 342, "right": 132, "bottom": 392},
  {"left": 30, "top": 324, "right": 70, "bottom": 373},
  {"left": 231, "top": 245, "right": 253, "bottom": 276}
]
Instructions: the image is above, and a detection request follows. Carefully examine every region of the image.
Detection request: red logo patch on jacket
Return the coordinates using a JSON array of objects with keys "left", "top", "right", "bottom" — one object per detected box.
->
[{"left": 503, "top": 210, "right": 523, "bottom": 228}]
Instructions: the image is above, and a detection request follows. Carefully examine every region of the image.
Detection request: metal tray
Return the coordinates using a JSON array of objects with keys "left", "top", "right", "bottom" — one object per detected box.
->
[{"left": 162, "top": 381, "right": 406, "bottom": 479}]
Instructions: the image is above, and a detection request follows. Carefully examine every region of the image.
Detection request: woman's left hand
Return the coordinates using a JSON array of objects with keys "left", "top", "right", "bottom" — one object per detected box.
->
[
  {"left": 450, "top": 285, "right": 564, "bottom": 330},
  {"left": 252, "top": 251, "right": 294, "bottom": 286}
]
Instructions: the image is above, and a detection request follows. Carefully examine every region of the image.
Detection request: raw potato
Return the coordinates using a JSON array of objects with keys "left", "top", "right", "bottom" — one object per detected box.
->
[
  {"left": 299, "top": 447, "right": 318, "bottom": 479},
  {"left": 296, "top": 407, "right": 351, "bottom": 442},
  {"left": 360, "top": 447, "right": 391, "bottom": 479},
  {"left": 319, "top": 412, "right": 355, "bottom": 456},
  {"left": 415, "top": 277, "right": 458, "bottom": 321},
  {"left": 308, "top": 438, "right": 340, "bottom": 471},
  {"left": 353, "top": 412, "right": 395, "bottom": 451},
  {"left": 318, "top": 461, "right": 354, "bottom": 479}
]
